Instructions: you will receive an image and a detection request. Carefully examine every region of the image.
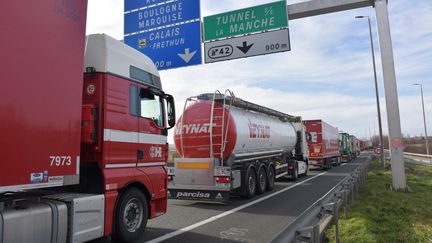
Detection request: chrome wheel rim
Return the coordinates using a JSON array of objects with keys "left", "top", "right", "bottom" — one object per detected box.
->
[
  {"left": 269, "top": 169, "right": 275, "bottom": 186},
  {"left": 248, "top": 174, "right": 256, "bottom": 193},
  {"left": 259, "top": 171, "right": 266, "bottom": 190},
  {"left": 123, "top": 197, "right": 143, "bottom": 233}
]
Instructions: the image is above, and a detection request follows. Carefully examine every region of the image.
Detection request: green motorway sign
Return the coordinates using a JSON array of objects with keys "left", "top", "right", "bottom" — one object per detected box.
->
[{"left": 203, "top": 0, "right": 288, "bottom": 42}]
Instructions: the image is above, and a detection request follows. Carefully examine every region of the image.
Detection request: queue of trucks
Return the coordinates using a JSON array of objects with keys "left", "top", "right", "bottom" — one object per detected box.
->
[{"left": 0, "top": 1, "right": 366, "bottom": 242}]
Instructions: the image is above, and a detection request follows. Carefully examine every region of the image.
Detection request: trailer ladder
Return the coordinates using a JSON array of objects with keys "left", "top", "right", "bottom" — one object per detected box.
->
[{"left": 209, "top": 90, "right": 234, "bottom": 165}]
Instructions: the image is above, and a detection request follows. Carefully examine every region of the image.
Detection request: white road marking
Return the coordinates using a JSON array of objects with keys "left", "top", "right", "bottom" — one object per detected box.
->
[{"left": 145, "top": 171, "right": 329, "bottom": 243}]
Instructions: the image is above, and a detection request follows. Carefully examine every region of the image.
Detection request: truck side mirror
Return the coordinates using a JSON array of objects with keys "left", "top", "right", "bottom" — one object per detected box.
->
[{"left": 165, "top": 94, "right": 176, "bottom": 129}]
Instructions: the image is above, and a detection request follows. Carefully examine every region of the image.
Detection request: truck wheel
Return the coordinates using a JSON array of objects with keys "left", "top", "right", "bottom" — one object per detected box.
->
[
  {"left": 115, "top": 188, "right": 148, "bottom": 243},
  {"left": 242, "top": 167, "right": 256, "bottom": 198},
  {"left": 266, "top": 166, "right": 276, "bottom": 191},
  {"left": 325, "top": 159, "right": 331, "bottom": 170},
  {"left": 256, "top": 166, "right": 267, "bottom": 195},
  {"left": 292, "top": 163, "right": 298, "bottom": 181}
]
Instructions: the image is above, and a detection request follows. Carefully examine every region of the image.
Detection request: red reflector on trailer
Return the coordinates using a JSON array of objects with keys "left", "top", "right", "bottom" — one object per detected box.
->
[{"left": 215, "top": 176, "right": 230, "bottom": 183}]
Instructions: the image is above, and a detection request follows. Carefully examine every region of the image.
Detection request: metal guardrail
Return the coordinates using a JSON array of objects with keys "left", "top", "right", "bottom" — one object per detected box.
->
[
  {"left": 384, "top": 150, "right": 432, "bottom": 165},
  {"left": 271, "top": 158, "right": 371, "bottom": 243},
  {"left": 403, "top": 152, "right": 432, "bottom": 164},
  {"left": 403, "top": 151, "right": 432, "bottom": 159}
]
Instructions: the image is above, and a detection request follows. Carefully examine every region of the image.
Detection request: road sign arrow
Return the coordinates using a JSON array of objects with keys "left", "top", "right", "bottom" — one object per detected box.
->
[
  {"left": 236, "top": 41, "right": 254, "bottom": 54},
  {"left": 178, "top": 48, "right": 197, "bottom": 63}
]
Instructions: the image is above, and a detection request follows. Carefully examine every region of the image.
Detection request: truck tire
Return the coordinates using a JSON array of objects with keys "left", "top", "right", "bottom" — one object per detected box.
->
[
  {"left": 256, "top": 165, "right": 267, "bottom": 195},
  {"left": 292, "top": 163, "right": 299, "bottom": 181},
  {"left": 114, "top": 188, "right": 148, "bottom": 243},
  {"left": 242, "top": 167, "right": 257, "bottom": 198},
  {"left": 266, "top": 165, "right": 276, "bottom": 191},
  {"left": 328, "top": 159, "right": 333, "bottom": 169}
]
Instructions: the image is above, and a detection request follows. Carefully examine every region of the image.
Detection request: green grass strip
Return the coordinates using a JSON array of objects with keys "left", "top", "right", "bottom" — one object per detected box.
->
[{"left": 327, "top": 157, "right": 432, "bottom": 243}]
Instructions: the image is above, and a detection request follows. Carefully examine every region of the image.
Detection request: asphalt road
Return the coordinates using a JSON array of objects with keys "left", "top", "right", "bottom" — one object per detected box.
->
[{"left": 93, "top": 153, "right": 370, "bottom": 243}]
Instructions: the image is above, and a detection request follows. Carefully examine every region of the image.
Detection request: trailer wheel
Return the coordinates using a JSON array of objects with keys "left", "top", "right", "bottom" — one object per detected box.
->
[
  {"left": 115, "top": 188, "right": 148, "bottom": 243},
  {"left": 256, "top": 166, "right": 267, "bottom": 195},
  {"left": 326, "top": 159, "right": 333, "bottom": 170},
  {"left": 292, "top": 163, "right": 299, "bottom": 181},
  {"left": 266, "top": 165, "right": 276, "bottom": 191},
  {"left": 242, "top": 167, "right": 256, "bottom": 198}
]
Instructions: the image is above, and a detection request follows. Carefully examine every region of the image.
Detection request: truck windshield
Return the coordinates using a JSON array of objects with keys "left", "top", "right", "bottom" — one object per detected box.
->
[{"left": 140, "top": 89, "right": 164, "bottom": 127}]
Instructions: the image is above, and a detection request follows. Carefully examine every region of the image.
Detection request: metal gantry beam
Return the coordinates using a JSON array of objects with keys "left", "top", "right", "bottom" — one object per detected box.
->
[
  {"left": 287, "top": 0, "right": 373, "bottom": 20},
  {"left": 285, "top": 0, "right": 407, "bottom": 190}
]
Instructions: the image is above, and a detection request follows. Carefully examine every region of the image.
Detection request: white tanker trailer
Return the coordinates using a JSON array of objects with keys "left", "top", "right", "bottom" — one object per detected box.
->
[{"left": 167, "top": 91, "right": 309, "bottom": 201}]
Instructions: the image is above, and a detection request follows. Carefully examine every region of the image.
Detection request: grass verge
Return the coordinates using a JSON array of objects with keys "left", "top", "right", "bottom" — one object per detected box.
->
[{"left": 326, "top": 157, "right": 432, "bottom": 242}]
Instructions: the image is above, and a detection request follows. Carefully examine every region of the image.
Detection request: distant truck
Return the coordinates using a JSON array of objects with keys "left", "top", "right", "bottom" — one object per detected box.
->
[
  {"left": 360, "top": 139, "right": 372, "bottom": 150},
  {"left": 339, "top": 132, "right": 353, "bottom": 162},
  {"left": 350, "top": 135, "right": 361, "bottom": 158},
  {"left": 0, "top": 2, "right": 175, "bottom": 242},
  {"left": 167, "top": 91, "right": 309, "bottom": 201},
  {"left": 304, "top": 120, "right": 341, "bottom": 169}
]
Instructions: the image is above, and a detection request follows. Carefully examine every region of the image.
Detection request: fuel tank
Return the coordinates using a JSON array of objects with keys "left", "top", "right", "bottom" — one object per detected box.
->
[{"left": 174, "top": 100, "right": 297, "bottom": 161}]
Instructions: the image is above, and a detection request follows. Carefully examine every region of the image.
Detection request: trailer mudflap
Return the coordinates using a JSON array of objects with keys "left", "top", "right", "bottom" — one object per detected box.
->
[{"left": 168, "top": 188, "right": 229, "bottom": 202}]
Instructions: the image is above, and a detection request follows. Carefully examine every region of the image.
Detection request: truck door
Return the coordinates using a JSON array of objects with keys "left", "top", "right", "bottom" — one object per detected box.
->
[
  {"left": 136, "top": 87, "right": 167, "bottom": 166},
  {"left": 103, "top": 79, "right": 139, "bottom": 168},
  {"left": 134, "top": 86, "right": 168, "bottom": 198}
]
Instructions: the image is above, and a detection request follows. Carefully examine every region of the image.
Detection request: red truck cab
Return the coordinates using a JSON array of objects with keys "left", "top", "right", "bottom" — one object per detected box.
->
[{"left": 80, "top": 34, "right": 176, "bottom": 241}]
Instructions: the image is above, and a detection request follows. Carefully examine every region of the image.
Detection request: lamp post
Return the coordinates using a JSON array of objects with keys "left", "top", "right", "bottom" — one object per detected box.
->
[
  {"left": 355, "top": 15, "right": 385, "bottom": 167},
  {"left": 413, "top": 83, "right": 429, "bottom": 155}
]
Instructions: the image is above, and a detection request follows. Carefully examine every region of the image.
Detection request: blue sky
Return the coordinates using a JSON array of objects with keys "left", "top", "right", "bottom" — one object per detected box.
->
[{"left": 86, "top": 0, "right": 432, "bottom": 140}]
